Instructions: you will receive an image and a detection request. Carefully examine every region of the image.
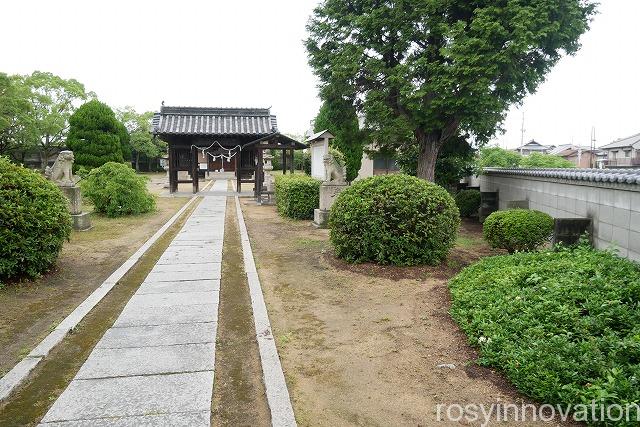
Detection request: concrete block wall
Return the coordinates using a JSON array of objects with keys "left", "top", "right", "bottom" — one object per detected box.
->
[{"left": 480, "top": 172, "right": 640, "bottom": 261}]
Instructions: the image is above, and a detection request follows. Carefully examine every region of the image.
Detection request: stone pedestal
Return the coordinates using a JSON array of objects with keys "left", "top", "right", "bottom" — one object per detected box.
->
[
  {"left": 59, "top": 185, "right": 91, "bottom": 231},
  {"left": 60, "top": 186, "right": 83, "bottom": 215},
  {"left": 71, "top": 212, "right": 92, "bottom": 231},
  {"left": 313, "top": 183, "right": 347, "bottom": 228}
]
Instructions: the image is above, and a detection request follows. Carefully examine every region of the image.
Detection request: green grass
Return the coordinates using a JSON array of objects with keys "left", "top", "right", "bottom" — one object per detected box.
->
[{"left": 449, "top": 244, "right": 640, "bottom": 425}]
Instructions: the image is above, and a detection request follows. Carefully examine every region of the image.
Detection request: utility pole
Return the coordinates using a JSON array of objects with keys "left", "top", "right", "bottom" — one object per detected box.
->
[
  {"left": 590, "top": 127, "right": 596, "bottom": 168},
  {"left": 519, "top": 111, "right": 525, "bottom": 155}
]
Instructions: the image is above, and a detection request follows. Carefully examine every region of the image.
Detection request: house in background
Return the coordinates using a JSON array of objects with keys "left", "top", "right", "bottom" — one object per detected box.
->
[
  {"left": 600, "top": 132, "right": 640, "bottom": 168},
  {"left": 548, "top": 144, "right": 601, "bottom": 168},
  {"left": 512, "top": 139, "right": 554, "bottom": 156}
]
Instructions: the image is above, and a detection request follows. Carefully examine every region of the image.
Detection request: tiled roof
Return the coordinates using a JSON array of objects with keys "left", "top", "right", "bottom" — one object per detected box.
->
[
  {"left": 483, "top": 168, "right": 640, "bottom": 185},
  {"left": 152, "top": 106, "right": 277, "bottom": 136},
  {"left": 599, "top": 132, "right": 640, "bottom": 150}
]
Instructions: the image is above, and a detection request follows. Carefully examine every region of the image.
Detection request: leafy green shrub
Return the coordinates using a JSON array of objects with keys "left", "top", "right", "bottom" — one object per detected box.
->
[
  {"left": 0, "top": 157, "right": 72, "bottom": 284},
  {"left": 274, "top": 174, "right": 320, "bottom": 220},
  {"left": 329, "top": 174, "right": 460, "bottom": 265},
  {"left": 483, "top": 209, "right": 553, "bottom": 253},
  {"left": 520, "top": 152, "right": 576, "bottom": 168},
  {"left": 454, "top": 189, "right": 481, "bottom": 217},
  {"left": 81, "top": 162, "right": 155, "bottom": 217},
  {"left": 449, "top": 245, "right": 640, "bottom": 425}
]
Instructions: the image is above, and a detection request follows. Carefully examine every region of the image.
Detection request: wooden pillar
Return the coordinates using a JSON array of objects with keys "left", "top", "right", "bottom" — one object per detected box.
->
[
  {"left": 255, "top": 147, "right": 263, "bottom": 200},
  {"left": 168, "top": 146, "right": 177, "bottom": 193},
  {"left": 290, "top": 148, "right": 294, "bottom": 174},
  {"left": 191, "top": 146, "right": 199, "bottom": 194},
  {"left": 282, "top": 148, "right": 287, "bottom": 174},
  {"left": 236, "top": 151, "right": 241, "bottom": 193}
]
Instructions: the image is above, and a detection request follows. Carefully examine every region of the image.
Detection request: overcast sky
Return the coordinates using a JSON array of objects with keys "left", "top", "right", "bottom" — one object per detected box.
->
[{"left": 2, "top": 0, "right": 638, "bottom": 148}]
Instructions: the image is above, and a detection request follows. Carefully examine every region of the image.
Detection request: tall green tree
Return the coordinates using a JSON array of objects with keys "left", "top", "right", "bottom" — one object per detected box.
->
[
  {"left": 306, "top": 1, "right": 596, "bottom": 181},
  {"left": 313, "top": 101, "right": 365, "bottom": 181},
  {"left": 117, "top": 107, "right": 166, "bottom": 172},
  {"left": 476, "top": 146, "right": 522, "bottom": 169},
  {"left": 24, "top": 71, "right": 94, "bottom": 169},
  {"left": 0, "top": 73, "right": 37, "bottom": 158},
  {"left": 66, "top": 100, "right": 125, "bottom": 170}
]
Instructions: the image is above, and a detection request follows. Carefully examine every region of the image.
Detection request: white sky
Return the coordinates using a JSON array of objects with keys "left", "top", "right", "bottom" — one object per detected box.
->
[{"left": 2, "top": 0, "right": 638, "bottom": 148}]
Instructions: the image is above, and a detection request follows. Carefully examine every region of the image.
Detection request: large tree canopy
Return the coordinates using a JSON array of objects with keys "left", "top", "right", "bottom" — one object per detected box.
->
[
  {"left": 0, "top": 73, "right": 36, "bottom": 157},
  {"left": 117, "top": 107, "right": 166, "bottom": 171},
  {"left": 25, "top": 71, "right": 94, "bottom": 168},
  {"left": 306, "top": 0, "right": 596, "bottom": 181}
]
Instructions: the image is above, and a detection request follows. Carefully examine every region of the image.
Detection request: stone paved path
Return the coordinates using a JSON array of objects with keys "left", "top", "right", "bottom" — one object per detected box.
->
[{"left": 39, "top": 180, "right": 228, "bottom": 426}]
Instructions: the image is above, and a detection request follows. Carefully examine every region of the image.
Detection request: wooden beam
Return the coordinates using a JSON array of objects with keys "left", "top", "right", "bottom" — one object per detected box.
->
[{"left": 282, "top": 148, "right": 287, "bottom": 174}]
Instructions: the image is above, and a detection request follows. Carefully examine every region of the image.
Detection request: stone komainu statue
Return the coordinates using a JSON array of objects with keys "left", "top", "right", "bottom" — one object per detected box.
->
[
  {"left": 45, "top": 150, "right": 79, "bottom": 187},
  {"left": 323, "top": 153, "right": 346, "bottom": 184}
]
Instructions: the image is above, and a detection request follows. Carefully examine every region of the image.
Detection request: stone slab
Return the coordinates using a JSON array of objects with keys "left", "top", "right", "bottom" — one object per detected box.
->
[
  {"left": 124, "top": 291, "right": 218, "bottom": 309},
  {"left": 76, "top": 343, "right": 215, "bottom": 379},
  {"left": 96, "top": 322, "right": 217, "bottom": 349},
  {"left": 38, "top": 411, "right": 210, "bottom": 427},
  {"left": 313, "top": 208, "right": 329, "bottom": 228},
  {"left": 137, "top": 279, "right": 220, "bottom": 295},
  {"left": 146, "top": 269, "right": 220, "bottom": 281},
  {"left": 41, "top": 372, "right": 214, "bottom": 423},
  {"left": 113, "top": 304, "right": 219, "bottom": 328},
  {"left": 157, "top": 254, "right": 222, "bottom": 265}
]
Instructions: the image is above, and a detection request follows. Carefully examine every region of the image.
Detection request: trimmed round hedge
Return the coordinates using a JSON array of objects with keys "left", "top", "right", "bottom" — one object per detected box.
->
[
  {"left": 274, "top": 174, "right": 320, "bottom": 220},
  {"left": 0, "top": 157, "right": 72, "bottom": 284},
  {"left": 483, "top": 209, "right": 553, "bottom": 253},
  {"left": 454, "top": 189, "right": 481, "bottom": 217},
  {"left": 449, "top": 245, "right": 640, "bottom": 424},
  {"left": 329, "top": 174, "right": 460, "bottom": 265},
  {"left": 81, "top": 162, "right": 155, "bottom": 217}
]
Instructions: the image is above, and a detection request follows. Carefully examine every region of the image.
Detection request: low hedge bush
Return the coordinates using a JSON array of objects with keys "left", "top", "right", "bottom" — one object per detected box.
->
[
  {"left": 274, "top": 174, "right": 320, "bottom": 220},
  {"left": 0, "top": 157, "right": 72, "bottom": 284},
  {"left": 329, "top": 174, "right": 460, "bottom": 265},
  {"left": 449, "top": 245, "right": 640, "bottom": 425},
  {"left": 454, "top": 189, "right": 481, "bottom": 217},
  {"left": 483, "top": 209, "right": 553, "bottom": 252},
  {"left": 81, "top": 162, "right": 155, "bottom": 217}
]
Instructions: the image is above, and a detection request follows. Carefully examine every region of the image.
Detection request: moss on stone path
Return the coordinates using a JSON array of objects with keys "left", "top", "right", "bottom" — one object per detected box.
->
[
  {"left": 211, "top": 198, "right": 270, "bottom": 426},
  {"left": 0, "top": 199, "right": 201, "bottom": 426}
]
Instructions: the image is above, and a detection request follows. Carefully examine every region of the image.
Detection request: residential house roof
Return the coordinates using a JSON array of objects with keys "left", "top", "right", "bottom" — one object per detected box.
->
[
  {"left": 513, "top": 140, "right": 554, "bottom": 152},
  {"left": 599, "top": 132, "right": 640, "bottom": 150},
  {"left": 151, "top": 106, "right": 278, "bottom": 136}
]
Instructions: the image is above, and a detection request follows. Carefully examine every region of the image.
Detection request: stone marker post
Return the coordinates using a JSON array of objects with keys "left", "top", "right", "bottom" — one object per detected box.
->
[
  {"left": 45, "top": 150, "right": 92, "bottom": 231},
  {"left": 313, "top": 153, "right": 348, "bottom": 228}
]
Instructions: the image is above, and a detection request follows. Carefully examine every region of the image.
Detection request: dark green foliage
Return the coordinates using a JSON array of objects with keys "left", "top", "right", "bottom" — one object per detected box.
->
[
  {"left": 274, "top": 174, "right": 320, "bottom": 220},
  {"left": 306, "top": 0, "right": 595, "bottom": 180},
  {"left": 66, "top": 100, "right": 125, "bottom": 171},
  {"left": 271, "top": 149, "right": 311, "bottom": 174},
  {"left": 483, "top": 209, "right": 554, "bottom": 253},
  {"left": 329, "top": 174, "right": 460, "bottom": 265},
  {"left": 455, "top": 190, "right": 481, "bottom": 218},
  {"left": 449, "top": 245, "right": 640, "bottom": 425},
  {"left": 314, "top": 101, "right": 364, "bottom": 182},
  {"left": 0, "top": 157, "right": 71, "bottom": 285},
  {"left": 81, "top": 162, "right": 155, "bottom": 217}
]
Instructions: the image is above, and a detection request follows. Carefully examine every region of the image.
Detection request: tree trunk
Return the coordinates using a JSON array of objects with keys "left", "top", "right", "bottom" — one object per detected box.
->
[
  {"left": 415, "top": 130, "right": 440, "bottom": 182},
  {"left": 41, "top": 151, "right": 49, "bottom": 171},
  {"left": 135, "top": 152, "right": 140, "bottom": 172}
]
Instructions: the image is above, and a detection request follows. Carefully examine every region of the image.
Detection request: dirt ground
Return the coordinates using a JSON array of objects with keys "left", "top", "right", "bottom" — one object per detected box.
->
[
  {"left": 241, "top": 202, "right": 575, "bottom": 426},
  {"left": 0, "top": 173, "right": 189, "bottom": 375}
]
